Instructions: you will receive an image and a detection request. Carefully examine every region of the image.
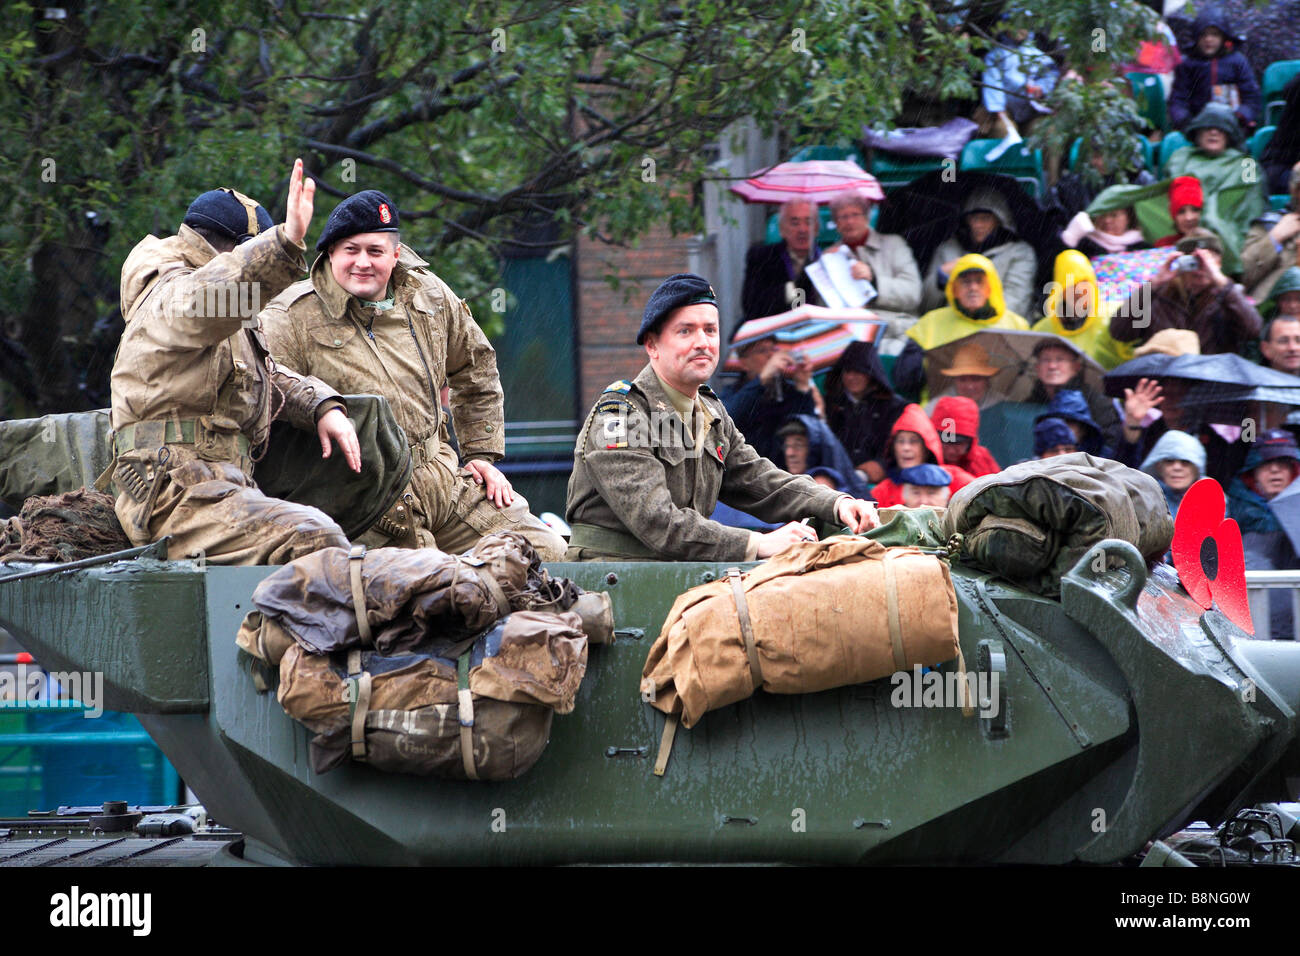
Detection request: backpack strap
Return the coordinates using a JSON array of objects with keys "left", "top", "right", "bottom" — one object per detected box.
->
[
  {"left": 457, "top": 650, "right": 479, "bottom": 780},
  {"left": 346, "top": 649, "right": 372, "bottom": 761},
  {"left": 349, "top": 545, "right": 373, "bottom": 647},
  {"left": 727, "top": 567, "right": 763, "bottom": 691}
]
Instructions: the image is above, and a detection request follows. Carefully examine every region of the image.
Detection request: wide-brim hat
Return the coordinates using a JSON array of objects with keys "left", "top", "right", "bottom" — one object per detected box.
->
[{"left": 938, "top": 341, "right": 999, "bottom": 377}]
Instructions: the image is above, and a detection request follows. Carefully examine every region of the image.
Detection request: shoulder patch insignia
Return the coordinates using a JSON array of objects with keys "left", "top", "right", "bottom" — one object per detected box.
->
[
  {"left": 605, "top": 380, "right": 632, "bottom": 394},
  {"left": 596, "top": 399, "right": 629, "bottom": 415}
]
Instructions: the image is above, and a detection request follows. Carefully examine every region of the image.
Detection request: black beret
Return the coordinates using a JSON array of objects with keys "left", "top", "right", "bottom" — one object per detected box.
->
[
  {"left": 183, "top": 189, "right": 273, "bottom": 244},
  {"left": 637, "top": 273, "right": 717, "bottom": 344},
  {"left": 317, "top": 189, "right": 400, "bottom": 252}
]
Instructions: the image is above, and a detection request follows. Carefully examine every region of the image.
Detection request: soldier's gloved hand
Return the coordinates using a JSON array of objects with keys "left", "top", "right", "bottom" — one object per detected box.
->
[
  {"left": 755, "top": 521, "right": 818, "bottom": 558},
  {"left": 466, "top": 459, "right": 514, "bottom": 508},
  {"left": 284, "top": 158, "right": 316, "bottom": 246},
  {"left": 317, "top": 407, "right": 362, "bottom": 473},
  {"left": 836, "top": 498, "right": 879, "bottom": 533}
]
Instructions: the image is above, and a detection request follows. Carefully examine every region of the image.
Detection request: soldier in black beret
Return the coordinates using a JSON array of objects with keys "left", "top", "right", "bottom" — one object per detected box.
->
[
  {"left": 565, "top": 273, "right": 879, "bottom": 561},
  {"left": 258, "top": 188, "right": 566, "bottom": 559}
]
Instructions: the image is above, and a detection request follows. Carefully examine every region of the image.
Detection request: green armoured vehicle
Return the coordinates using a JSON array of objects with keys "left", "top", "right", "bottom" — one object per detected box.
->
[
  {"left": 0, "top": 533, "right": 1297, "bottom": 865},
  {"left": 0, "top": 401, "right": 1297, "bottom": 865}
]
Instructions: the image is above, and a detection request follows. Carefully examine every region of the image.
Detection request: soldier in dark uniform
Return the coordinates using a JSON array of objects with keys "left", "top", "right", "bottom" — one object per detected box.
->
[{"left": 565, "top": 273, "right": 878, "bottom": 561}]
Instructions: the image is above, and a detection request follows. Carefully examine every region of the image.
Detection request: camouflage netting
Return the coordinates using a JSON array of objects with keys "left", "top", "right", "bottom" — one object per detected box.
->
[{"left": 0, "top": 488, "right": 131, "bottom": 563}]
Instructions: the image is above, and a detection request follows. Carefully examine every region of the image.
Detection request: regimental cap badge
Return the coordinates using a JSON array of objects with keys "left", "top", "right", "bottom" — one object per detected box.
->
[{"left": 378, "top": 203, "right": 392, "bottom": 224}]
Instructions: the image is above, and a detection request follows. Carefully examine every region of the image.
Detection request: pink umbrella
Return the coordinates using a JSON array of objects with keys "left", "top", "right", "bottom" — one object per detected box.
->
[{"left": 729, "top": 160, "right": 885, "bottom": 205}]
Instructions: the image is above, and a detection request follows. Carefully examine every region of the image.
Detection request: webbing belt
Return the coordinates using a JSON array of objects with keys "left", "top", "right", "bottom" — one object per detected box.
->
[
  {"left": 410, "top": 435, "right": 440, "bottom": 467},
  {"left": 113, "top": 419, "right": 251, "bottom": 457},
  {"left": 567, "top": 523, "right": 658, "bottom": 559}
]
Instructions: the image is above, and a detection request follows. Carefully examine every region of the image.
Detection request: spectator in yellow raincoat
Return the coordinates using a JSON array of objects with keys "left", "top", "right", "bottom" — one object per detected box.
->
[
  {"left": 892, "top": 253, "right": 1029, "bottom": 399},
  {"left": 1032, "top": 250, "right": 1134, "bottom": 371}
]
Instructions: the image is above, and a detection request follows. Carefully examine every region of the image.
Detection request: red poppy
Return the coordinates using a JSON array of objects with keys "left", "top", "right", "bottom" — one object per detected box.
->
[{"left": 1171, "top": 478, "right": 1252, "bottom": 634}]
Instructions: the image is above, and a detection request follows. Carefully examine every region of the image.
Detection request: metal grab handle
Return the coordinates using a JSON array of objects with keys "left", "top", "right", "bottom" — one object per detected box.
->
[{"left": 1065, "top": 539, "right": 1147, "bottom": 610}]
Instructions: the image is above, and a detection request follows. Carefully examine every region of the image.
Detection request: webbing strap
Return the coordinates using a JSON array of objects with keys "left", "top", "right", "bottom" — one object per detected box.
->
[
  {"left": 883, "top": 551, "right": 907, "bottom": 673},
  {"left": 727, "top": 568, "right": 763, "bottom": 691},
  {"left": 653, "top": 715, "right": 678, "bottom": 777},
  {"left": 457, "top": 651, "right": 478, "bottom": 781},
  {"left": 346, "top": 649, "right": 371, "bottom": 761},
  {"left": 956, "top": 643, "right": 974, "bottom": 718},
  {"left": 349, "top": 545, "right": 372, "bottom": 647}
]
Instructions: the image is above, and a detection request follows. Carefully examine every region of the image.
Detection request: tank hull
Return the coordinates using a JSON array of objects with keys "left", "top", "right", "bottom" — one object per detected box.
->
[{"left": 1, "top": 545, "right": 1297, "bottom": 865}]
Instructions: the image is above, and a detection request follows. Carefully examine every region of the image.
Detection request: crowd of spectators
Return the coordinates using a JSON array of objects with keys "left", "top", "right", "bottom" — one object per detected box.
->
[{"left": 720, "top": 3, "right": 1300, "bottom": 636}]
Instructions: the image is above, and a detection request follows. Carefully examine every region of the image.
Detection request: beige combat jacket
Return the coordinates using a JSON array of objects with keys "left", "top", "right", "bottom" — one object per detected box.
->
[
  {"left": 112, "top": 223, "right": 342, "bottom": 469},
  {"left": 259, "top": 246, "right": 504, "bottom": 533},
  {"left": 1242, "top": 220, "right": 1299, "bottom": 302},
  {"left": 565, "top": 363, "right": 845, "bottom": 562}
]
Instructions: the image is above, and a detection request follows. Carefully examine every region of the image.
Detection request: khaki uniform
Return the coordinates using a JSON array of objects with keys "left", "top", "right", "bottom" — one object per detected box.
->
[
  {"left": 259, "top": 247, "right": 565, "bottom": 560},
  {"left": 110, "top": 224, "right": 349, "bottom": 564},
  {"left": 1241, "top": 217, "right": 1299, "bottom": 302},
  {"left": 565, "top": 363, "right": 845, "bottom": 561}
]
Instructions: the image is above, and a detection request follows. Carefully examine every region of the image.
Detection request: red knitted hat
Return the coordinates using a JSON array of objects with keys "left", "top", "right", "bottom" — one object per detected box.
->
[{"left": 1169, "top": 175, "right": 1203, "bottom": 217}]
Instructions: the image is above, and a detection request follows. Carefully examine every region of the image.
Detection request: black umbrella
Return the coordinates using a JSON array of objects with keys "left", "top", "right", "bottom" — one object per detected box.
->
[
  {"left": 874, "top": 169, "right": 1067, "bottom": 303},
  {"left": 1105, "top": 352, "right": 1300, "bottom": 399}
]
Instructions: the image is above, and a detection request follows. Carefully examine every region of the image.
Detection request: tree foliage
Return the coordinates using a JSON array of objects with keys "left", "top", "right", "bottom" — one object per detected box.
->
[{"left": 0, "top": 0, "right": 1157, "bottom": 414}]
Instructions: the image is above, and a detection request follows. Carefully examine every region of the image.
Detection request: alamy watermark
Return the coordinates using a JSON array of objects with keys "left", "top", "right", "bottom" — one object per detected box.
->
[
  {"left": 0, "top": 664, "right": 104, "bottom": 718},
  {"left": 889, "top": 664, "right": 1000, "bottom": 719},
  {"left": 161, "top": 280, "right": 262, "bottom": 325},
  {"left": 600, "top": 407, "right": 720, "bottom": 460}
]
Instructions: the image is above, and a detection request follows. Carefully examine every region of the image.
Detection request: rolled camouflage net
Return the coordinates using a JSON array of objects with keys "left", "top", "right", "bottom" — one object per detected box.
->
[{"left": 0, "top": 488, "right": 130, "bottom": 564}]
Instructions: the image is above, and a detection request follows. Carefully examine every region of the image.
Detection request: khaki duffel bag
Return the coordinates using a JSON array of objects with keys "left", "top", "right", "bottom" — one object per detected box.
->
[
  {"left": 640, "top": 536, "right": 963, "bottom": 770},
  {"left": 279, "top": 610, "right": 588, "bottom": 778}
]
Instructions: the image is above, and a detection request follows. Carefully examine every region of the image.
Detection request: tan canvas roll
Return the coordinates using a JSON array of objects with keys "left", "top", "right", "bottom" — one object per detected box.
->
[{"left": 640, "top": 537, "right": 960, "bottom": 729}]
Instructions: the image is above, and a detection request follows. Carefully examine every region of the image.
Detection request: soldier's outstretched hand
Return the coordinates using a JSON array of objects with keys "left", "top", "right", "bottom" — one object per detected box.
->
[
  {"left": 836, "top": 498, "right": 879, "bottom": 533},
  {"left": 755, "top": 521, "right": 818, "bottom": 558},
  {"left": 284, "top": 158, "right": 315, "bottom": 245},
  {"left": 317, "top": 407, "right": 362, "bottom": 473},
  {"left": 466, "top": 459, "right": 515, "bottom": 508}
]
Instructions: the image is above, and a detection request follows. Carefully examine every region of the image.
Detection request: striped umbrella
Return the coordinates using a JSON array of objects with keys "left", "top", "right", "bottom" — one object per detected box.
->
[
  {"left": 724, "top": 305, "right": 885, "bottom": 373},
  {"left": 729, "top": 160, "right": 885, "bottom": 205}
]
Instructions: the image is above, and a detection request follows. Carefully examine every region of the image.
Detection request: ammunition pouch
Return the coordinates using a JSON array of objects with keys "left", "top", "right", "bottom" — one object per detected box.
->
[
  {"left": 113, "top": 460, "right": 152, "bottom": 504},
  {"left": 372, "top": 491, "right": 420, "bottom": 549},
  {"left": 195, "top": 415, "right": 247, "bottom": 462}
]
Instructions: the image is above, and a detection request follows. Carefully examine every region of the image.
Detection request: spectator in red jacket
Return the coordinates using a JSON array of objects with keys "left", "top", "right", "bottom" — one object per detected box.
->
[
  {"left": 1154, "top": 176, "right": 1206, "bottom": 248},
  {"left": 871, "top": 403, "right": 975, "bottom": 507},
  {"left": 930, "top": 395, "right": 1001, "bottom": 477}
]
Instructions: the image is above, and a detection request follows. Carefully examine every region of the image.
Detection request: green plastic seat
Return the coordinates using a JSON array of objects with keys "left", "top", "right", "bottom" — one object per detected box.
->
[
  {"left": 869, "top": 152, "right": 950, "bottom": 192},
  {"left": 1126, "top": 72, "right": 1169, "bottom": 132},
  {"left": 1249, "top": 125, "right": 1275, "bottom": 162},
  {"left": 959, "top": 138, "right": 1044, "bottom": 200},
  {"left": 1158, "top": 131, "right": 1190, "bottom": 175},
  {"left": 1262, "top": 60, "right": 1300, "bottom": 127}
]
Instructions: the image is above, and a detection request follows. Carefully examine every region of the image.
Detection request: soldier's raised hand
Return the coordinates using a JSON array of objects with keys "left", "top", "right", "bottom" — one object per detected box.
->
[
  {"left": 317, "top": 407, "right": 362, "bottom": 473},
  {"left": 284, "top": 158, "right": 315, "bottom": 246}
]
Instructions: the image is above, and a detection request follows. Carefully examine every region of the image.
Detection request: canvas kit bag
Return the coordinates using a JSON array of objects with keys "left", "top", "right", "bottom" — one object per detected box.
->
[
  {"left": 640, "top": 535, "right": 964, "bottom": 774},
  {"left": 237, "top": 533, "right": 609, "bottom": 779}
]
